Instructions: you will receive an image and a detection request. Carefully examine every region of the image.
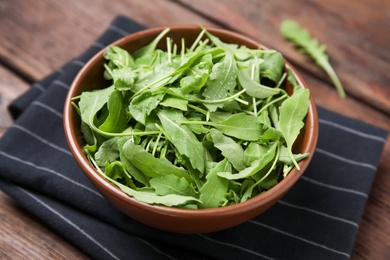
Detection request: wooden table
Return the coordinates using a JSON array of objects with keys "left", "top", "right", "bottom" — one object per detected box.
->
[{"left": 0, "top": 0, "right": 389, "bottom": 259}]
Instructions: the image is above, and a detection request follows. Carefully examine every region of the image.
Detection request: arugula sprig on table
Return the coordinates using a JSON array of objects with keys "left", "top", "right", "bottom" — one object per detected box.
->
[
  {"left": 73, "top": 27, "right": 310, "bottom": 208},
  {"left": 281, "top": 20, "right": 346, "bottom": 98}
]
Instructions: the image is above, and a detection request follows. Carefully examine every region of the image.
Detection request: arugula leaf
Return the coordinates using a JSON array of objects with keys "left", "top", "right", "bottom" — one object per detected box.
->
[
  {"left": 113, "top": 179, "right": 200, "bottom": 207},
  {"left": 202, "top": 52, "right": 238, "bottom": 111},
  {"left": 157, "top": 109, "right": 205, "bottom": 173},
  {"left": 104, "top": 45, "right": 136, "bottom": 69},
  {"left": 199, "top": 159, "right": 230, "bottom": 208},
  {"left": 209, "top": 129, "right": 246, "bottom": 171},
  {"left": 78, "top": 86, "right": 114, "bottom": 133},
  {"left": 279, "top": 145, "right": 310, "bottom": 165},
  {"left": 281, "top": 20, "right": 346, "bottom": 98},
  {"left": 279, "top": 89, "right": 310, "bottom": 170},
  {"left": 122, "top": 140, "right": 191, "bottom": 183},
  {"left": 129, "top": 91, "right": 165, "bottom": 125},
  {"left": 218, "top": 142, "right": 277, "bottom": 180},
  {"left": 95, "top": 137, "right": 120, "bottom": 166},
  {"left": 150, "top": 174, "right": 197, "bottom": 197},
  {"left": 213, "top": 113, "right": 263, "bottom": 141},
  {"left": 243, "top": 142, "right": 268, "bottom": 166},
  {"left": 98, "top": 89, "right": 128, "bottom": 133},
  {"left": 117, "top": 137, "right": 150, "bottom": 186},
  {"left": 237, "top": 69, "right": 280, "bottom": 99},
  {"left": 159, "top": 95, "right": 188, "bottom": 111},
  {"left": 259, "top": 52, "right": 285, "bottom": 85},
  {"left": 133, "top": 28, "right": 170, "bottom": 65}
]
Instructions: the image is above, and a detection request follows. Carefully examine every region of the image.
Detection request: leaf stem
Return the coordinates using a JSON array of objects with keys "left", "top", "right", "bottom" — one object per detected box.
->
[
  {"left": 321, "top": 61, "right": 346, "bottom": 98},
  {"left": 258, "top": 93, "right": 288, "bottom": 115},
  {"left": 189, "top": 29, "right": 206, "bottom": 52},
  {"left": 241, "top": 144, "right": 280, "bottom": 202},
  {"left": 197, "top": 89, "right": 247, "bottom": 104},
  {"left": 152, "top": 132, "right": 163, "bottom": 156}
]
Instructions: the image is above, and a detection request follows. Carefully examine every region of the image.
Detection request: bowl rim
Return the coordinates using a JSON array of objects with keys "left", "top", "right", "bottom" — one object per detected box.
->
[{"left": 63, "top": 25, "right": 318, "bottom": 218}]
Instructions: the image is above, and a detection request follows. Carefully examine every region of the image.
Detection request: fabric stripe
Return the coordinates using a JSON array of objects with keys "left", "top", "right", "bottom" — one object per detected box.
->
[
  {"left": 32, "top": 83, "right": 45, "bottom": 92},
  {"left": 108, "top": 24, "right": 131, "bottom": 36},
  {"left": 92, "top": 41, "right": 106, "bottom": 49},
  {"left": 52, "top": 80, "right": 70, "bottom": 89},
  {"left": 249, "top": 220, "right": 350, "bottom": 258},
  {"left": 11, "top": 124, "right": 71, "bottom": 156},
  {"left": 301, "top": 176, "right": 368, "bottom": 198},
  {"left": 137, "top": 238, "right": 177, "bottom": 260},
  {"left": 71, "top": 59, "right": 86, "bottom": 67},
  {"left": 32, "top": 101, "right": 63, "bottom": 118},
  {"left": 278, "top": 200, "right": 359, "bottom": 227},
  {"left": 319, "top": 119, "right": 386, "bottom": 142},
  {"left": 198, "top": 234, "right": 274, "bottom": 260},
  {"left": 0, "top": 151, "right": 102, "bottom": 198},
  {"left": 18, "top": 187, "right": 120, "bottom": 260},
  {"left": 315, "top": 148, "right": 377, "bottom": 171}
]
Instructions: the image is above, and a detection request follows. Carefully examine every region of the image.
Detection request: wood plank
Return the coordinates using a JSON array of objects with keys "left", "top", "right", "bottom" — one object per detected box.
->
[
  {"left": 175, "top": 0, "right": 390, "bottom": 115},
  {"left": 0, "top": 190, "right": 90, "bottom": 259},
  {"left": 0, "top": 66, "right": 28, "bottom": 136},
  {"left": 0, "top": 0, "right": 216, "bottom": 82}
]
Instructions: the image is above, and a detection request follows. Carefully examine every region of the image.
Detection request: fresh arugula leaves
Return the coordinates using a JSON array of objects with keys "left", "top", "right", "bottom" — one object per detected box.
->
[
  {"left": 281, "top": 20, "right": 346, "bottom": 98},
  {"left": 74, "top": 26, "right": 311, "bottom": 208}
]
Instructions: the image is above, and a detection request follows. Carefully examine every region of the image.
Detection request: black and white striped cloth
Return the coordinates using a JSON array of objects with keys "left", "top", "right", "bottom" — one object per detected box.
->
[{"left": 0, "top": 16, "right": 388, "bottom": 260}]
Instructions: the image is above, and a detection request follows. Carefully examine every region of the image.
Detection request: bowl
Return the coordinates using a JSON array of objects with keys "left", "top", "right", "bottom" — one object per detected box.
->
[{"left": 64, "top": 25, "right": 318, "bottom": 234}]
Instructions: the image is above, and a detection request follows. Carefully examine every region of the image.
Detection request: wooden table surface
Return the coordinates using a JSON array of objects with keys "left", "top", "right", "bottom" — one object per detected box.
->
[{"left": 0, "top": 0, "right": 389, "bottom": 259}]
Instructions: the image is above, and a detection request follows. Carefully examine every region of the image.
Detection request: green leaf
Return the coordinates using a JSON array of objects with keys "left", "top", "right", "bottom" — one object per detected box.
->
[
  {"left": 95, "top": 137, "right": 120, "bottom": 166},
  {"left": 109, "top": 67, "right": 136, "bottom": 91},
  {"left": 79, "top": 86, "right": 114, "bottom": 131},
  {"left": 237, "top": 69, "right": 280, "bottom": 99},
  {"left": 150, "top": 174, "right": 197, "bottom": 197},
  {"left": 180, "top": 53, "right": 213, "bottom": 94},
  {"left": 218, "top": 142, "right": 277, "bottom": 180},
  {"left": 133, "top": 28, "right": 170, "bottom": 65},
  {"left": 117, "top": 137, "right": 150, "bottom": 186},
  {"left": 129, "top": 91, "right": 165, "bottom": 125},
  {"left": 209, "top": 129, "right": 246, "bottom": 171},
  {"left": 122, "top": 140, "right": 191, "bottom": 182},
  {"left": 287, "top": 68, "right": 301, "bottom": 92},
  {"left": 281, "top": 20, "right": 346, "bottom": 98},
  {"left": 202, "top": 52, "right": 238, "bottom": 111},
  {"left": 104, "top": 45, "right": 136, "bottom": 69},
  {"left": 159, "top": 95, "right": 188, "bottom": 111},
  {"left": 104, "top": 161, "right": 137, "bottom": 188},
  {"left": 157, "top": 109, "right": 205, "bottom": 173},
  {"left": 279, "top": 145, "right": 310, "bottom": 165},
  {"left": 199, "top": 159, "right": 231, "bottom": 208},
  {"left": 279, "top": 89, "right": 310, "bottom": 170},
  {"left": 112, "top": 179, "right": 200, "bottom": 207},
  {"left": 259, "top": 52, "right": 285, "bottom": 84},
  {"left": 243, "top": 142, "right": 269, "bottom": 166},
  {"left": 261, "top": 127, "right": 283, "bottom": 142},
  {"left": 214, "top": 113, "right": 263, "bottom": 141},
  {"left": 98, "top": 89, "right": 128, "bottom": 133}
]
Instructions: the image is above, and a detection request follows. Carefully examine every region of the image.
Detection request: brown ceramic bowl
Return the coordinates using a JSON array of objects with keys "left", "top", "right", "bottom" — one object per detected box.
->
[{"left": 64, "top": 25, "right": 318, "bottom": 234}]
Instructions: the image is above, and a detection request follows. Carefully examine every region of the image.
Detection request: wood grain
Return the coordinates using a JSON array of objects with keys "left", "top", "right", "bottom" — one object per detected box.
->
[
  {"left": 176, "top": 0, "right": 390, "bottom": 115},
  {"left": 0, "top": 190, "right": 90, "bottom": 259},
  {"left": 0, "top": 0, "right": 215, "bottom": 82},
  {"left": 0, "top": 66, "right": 28, "bottom": 136},
  {"left": 0, "top": 0, "right": 389, "bottom": 259}
]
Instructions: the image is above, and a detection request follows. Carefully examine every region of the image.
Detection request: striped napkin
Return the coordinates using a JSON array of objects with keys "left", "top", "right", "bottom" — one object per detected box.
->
[{"left": 0, "top": 16, "right": 387, "bottom": 260}]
